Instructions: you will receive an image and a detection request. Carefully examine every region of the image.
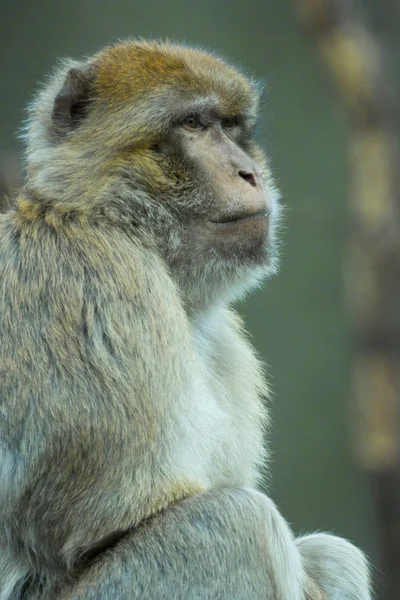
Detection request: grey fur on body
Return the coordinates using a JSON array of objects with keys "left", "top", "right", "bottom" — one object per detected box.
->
[{"left": 0, "top": 40, "right": 371, "bottom": 599}]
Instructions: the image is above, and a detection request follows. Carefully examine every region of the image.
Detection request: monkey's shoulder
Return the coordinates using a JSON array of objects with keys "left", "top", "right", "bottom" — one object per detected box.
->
[
  {"left": 0, "top": 204, "right": 178, "bottom": 304},
  {"left": 0, "top": 205, "right": 190, "bottom": 388}
]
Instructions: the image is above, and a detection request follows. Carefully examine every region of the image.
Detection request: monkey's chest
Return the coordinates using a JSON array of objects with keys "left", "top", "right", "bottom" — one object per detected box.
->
[{"left": 191, "top": 329, "right": 267, "bottom": 488}]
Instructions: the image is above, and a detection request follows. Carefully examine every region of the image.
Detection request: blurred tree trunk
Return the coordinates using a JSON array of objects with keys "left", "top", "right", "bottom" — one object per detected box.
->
[{"left": 293, "top": 1, "right": 400, "bottom": 598}]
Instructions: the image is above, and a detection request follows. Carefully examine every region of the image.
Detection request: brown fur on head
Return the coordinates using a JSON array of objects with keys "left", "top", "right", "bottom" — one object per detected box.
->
[
  {"left": 21, "top": 40, "right": 281, "bottom": 310},
  {"left": 23, "top": 41, "right": 258, "bottom": 193}
]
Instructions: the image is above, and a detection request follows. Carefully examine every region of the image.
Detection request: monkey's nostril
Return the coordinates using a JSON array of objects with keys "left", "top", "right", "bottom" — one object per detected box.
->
[{"left": 238, "top": 170, "right": 257, "bottom": 187}]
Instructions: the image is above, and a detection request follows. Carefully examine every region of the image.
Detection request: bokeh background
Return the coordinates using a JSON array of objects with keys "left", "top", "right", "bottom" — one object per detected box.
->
[{"left": 2, "top": 0, "right": 400, "bottom": 592}]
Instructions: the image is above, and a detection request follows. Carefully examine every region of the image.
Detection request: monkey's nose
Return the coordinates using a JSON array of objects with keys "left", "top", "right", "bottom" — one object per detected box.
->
[{"left": 238, "top": 170, "right": 257, "bottom": 187}]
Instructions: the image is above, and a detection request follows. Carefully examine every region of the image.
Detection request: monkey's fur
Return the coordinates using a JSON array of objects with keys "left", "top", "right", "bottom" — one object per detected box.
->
[{"left": 0, "top": 40, "right": 371, "bottom": 599}]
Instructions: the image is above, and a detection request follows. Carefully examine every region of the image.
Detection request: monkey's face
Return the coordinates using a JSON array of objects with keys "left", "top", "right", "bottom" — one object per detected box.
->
[
  {"left": 141, "top": 108, "right": 280, "bottom": 306},
  {"left": 155, "top": 109, "right": 271, "bottom": 265}
]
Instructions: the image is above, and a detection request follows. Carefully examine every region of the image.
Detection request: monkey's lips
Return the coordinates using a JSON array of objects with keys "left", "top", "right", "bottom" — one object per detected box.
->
[{"left": 209, "top": 209, "right": 269, "bottom": 226}]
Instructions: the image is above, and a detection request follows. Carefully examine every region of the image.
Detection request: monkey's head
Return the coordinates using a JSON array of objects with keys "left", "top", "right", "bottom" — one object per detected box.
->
[{"left": 24, "top": 40, "right": 281, "bottom": 309}]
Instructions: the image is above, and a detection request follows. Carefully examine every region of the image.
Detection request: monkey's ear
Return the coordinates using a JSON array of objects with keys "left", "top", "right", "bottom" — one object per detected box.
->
[{"left": 52, "top": 66, "right": 95, "bottom": 134}]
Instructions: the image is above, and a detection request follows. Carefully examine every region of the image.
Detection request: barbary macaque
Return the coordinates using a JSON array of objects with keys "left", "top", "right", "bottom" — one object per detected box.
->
[{"left": 0, "top": 40, "right": 371, "bottom": 599}]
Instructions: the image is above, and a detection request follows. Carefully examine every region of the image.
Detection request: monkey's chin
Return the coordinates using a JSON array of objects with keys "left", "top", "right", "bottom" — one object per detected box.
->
[{"left": 209, "top": 213, "right": 269, "bottom": 264}]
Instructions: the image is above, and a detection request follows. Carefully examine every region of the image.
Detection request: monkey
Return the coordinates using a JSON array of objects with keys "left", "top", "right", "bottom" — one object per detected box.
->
[{"left": 0, "top": 40, "right": 371, "bottom": 600}]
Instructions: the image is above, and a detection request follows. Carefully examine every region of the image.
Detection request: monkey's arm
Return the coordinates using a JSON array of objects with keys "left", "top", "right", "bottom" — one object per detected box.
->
[{"left": 58, "top": 487, "right": 308, "bottom": 600}]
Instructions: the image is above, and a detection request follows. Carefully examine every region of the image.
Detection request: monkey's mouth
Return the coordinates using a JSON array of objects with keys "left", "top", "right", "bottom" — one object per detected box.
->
[{"left": 210, "top": 210, "right": 269, "bottom": 225}]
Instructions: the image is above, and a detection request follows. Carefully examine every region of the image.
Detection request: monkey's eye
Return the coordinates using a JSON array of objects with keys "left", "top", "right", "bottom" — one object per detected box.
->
[
  {"left": 182, "top": 115, "right": 203, "bottom": 131},
  {"left": 222, "top": 116, "right": 240, "bottom": 129}
]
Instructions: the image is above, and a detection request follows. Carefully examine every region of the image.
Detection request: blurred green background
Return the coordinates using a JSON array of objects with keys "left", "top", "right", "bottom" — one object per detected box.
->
[{"left": 3, "top": 0, "right": 398, "bottom": 570}]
